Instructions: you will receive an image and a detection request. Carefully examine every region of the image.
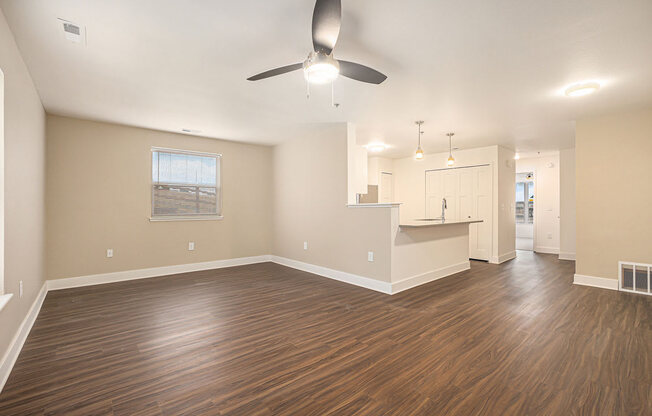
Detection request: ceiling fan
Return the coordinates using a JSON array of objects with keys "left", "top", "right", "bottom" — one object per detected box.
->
[{"left": 247, "top": 0, "right": 387, "bottom": 85}]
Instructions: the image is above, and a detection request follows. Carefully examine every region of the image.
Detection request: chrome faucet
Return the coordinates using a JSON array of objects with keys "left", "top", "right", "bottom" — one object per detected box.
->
[{"left": 442, "top": 198, "right": 447, "bottom": 221}]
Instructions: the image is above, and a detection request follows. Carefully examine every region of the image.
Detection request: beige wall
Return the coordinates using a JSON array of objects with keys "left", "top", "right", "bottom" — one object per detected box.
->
[
  {"left": 46, "top": 115, "right": 273, "bottom": 279},
  {"left": 559, "top": 148, "right": 576, "bottom": 260},
  {"left": 0, "top": 8, "right": 46, "bottom": 365},
  {"left": 576, "top": 108, "right": 652, "bottom": 280},
  {"left": 272, "top": 124, "right": 392, "bottom": 282}
]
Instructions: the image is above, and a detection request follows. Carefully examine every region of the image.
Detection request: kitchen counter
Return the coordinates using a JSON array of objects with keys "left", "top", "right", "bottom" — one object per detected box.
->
[{"left": 399, "top": 218, "right": 483, "bottom": 229}]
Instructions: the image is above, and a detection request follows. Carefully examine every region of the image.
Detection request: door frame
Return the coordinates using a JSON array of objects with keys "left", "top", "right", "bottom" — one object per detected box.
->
[{"left": 516, "top": 170, "right": 537, "bottom": 253}]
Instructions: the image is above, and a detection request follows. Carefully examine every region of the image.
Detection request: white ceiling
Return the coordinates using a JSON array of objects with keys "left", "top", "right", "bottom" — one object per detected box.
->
[{"left": 2, "top": 0, "right": 651, "bottom": 157}]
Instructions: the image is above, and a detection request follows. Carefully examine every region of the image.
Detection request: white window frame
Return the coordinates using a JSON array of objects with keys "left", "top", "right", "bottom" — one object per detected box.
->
[{"left": 149, "top": 147, "right": 223, "bottom": 222}]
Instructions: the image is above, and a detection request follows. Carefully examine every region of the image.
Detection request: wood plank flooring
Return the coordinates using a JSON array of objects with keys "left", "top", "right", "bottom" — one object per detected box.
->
[{"left": 0, "top": 252, "right": 650, "bottom": 415}]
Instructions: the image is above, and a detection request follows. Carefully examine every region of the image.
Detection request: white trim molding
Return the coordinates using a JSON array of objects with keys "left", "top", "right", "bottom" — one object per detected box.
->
[
  {"left": 573, "top": 274, "right": 618, "bottom": 291},
  {"left": 535, "top": 246, "right": 560, "bottom": 255},
  {"left": 391, "top": 261, "right": 470, "bottom": 294},
  {"left": 559, "top": 252, "right": 576, "bottom": 261},
  {"left": 270, "top": 256, "right": 392, "bottom": 294},
  {"left": 270, "top": 257, "right": 470, "bottom": 295},
  {"left": 489, "top": 251, "right": 517, "bottom": 264},
  {"left": 0, "top": 293, "right": 13, "bottom": 313},
  {"left": 48, "top": 255, "right": 272, "bottom": 291},
  {"left": 0, "top": 283, "right": 47, "bottom": 393}
]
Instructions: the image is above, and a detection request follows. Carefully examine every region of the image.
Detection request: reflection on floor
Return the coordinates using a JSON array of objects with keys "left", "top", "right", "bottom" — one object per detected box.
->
[{"left": 516, "top": 237, "right": 534, "bottom": 250}]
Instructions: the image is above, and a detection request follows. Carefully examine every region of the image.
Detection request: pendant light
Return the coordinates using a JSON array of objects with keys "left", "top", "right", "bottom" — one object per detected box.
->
[
  {"left": 415, "top": 121, "right": 424, "bottom": 160},
  {"left": 446, "top": 132, "right": 455, "bottom": 166}
]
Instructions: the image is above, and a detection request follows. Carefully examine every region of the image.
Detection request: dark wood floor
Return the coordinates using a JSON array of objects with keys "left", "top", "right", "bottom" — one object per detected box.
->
[{"left": 1, "top": 252, "right": 650, "bottom": 415}]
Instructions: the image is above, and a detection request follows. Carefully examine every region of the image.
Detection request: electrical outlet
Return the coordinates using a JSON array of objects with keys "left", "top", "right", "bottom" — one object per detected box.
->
[
  {"left": 368, "top": 251, "right": 374, "bottom": 262},
  {"left": 188, "top": 241, "right": 195, "bottom": 251},
  {"left": 19, "top": 281, "right": 23, "bottom": 298},
  {"left": 106, "top": 248, "right": 113, "bottom": 258},
  {"left": 303, "top": 242, "right": 308, "bottom": 250},
  {"left": 547, "top": 233, "right": 553, "bottom": 239}
]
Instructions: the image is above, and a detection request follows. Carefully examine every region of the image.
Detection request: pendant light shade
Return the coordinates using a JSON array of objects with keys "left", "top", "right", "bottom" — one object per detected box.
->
[
  {"left": 446, "top": 132, "right": 455, "bottom": 167},
  {"left": 415, "top": 121, "right": 425, "bottom": 160}
]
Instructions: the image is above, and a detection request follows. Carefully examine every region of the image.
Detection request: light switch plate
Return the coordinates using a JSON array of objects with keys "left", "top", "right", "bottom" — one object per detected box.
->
[
  {"left": 106, "top": 248, "right": 113, "bottom": 258},
  {"left": 189, "top": 242, "right": 195, "bottom": 251},
  {"left": 368, "top": 251, "right": 374, "bottom": 262},
  {"left": 303, "top": 242, "right": 308, "bottom": 250}
]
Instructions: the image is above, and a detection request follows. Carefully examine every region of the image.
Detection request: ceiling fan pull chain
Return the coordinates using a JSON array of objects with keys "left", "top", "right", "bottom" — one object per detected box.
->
[
  {"left": 331, "top": 80, "right": 340, "bottom": 108},
  {"left": 306, "top": 80, "right": 310, "bottom": 99}
]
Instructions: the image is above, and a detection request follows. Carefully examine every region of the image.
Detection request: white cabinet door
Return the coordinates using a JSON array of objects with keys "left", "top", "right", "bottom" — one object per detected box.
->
[
  {"left": 425, "top": 166, "right": 492, "bottom": 261},
  {"left": 425, "top": 170, "right": 444, "bottom": 218}
]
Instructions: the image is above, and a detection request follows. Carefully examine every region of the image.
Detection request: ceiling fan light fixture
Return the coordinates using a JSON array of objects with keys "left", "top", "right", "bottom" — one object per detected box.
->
[
  {"left": 447, "top": 155, "right": 455, "bottom": 166},
  {"left": 303, "top": 53, "right": 340, "bottom": 84},
  {"left": 415, "top": 147, "right": 424, "bottom": 160}
]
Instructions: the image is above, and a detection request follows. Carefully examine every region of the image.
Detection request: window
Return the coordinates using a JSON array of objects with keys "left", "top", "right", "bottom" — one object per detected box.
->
[{"left": 151, "top": 148, "right": 222, "bottom": 220}]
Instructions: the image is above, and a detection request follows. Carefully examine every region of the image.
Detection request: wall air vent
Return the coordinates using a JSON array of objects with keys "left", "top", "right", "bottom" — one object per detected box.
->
[
  {"left": 619, "top": 261, "right": 652, "bottom": 296},
  {"left": 58, "top": 18, "right": 85, "bottom": 44}
]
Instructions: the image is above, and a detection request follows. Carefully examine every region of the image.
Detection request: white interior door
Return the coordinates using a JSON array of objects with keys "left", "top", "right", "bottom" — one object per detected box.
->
[
  {"left": 425, "top": 166, "right": 492, "bottom": 261},
  {"left": 379, "top": 172, "right": 393, "bottom": 203},
  {"left": 470, "top": 166, "right": 492, "bottom": 260}
]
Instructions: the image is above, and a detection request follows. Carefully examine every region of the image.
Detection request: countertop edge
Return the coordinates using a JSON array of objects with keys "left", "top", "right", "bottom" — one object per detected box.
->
[
  {"left": 346, "top": 203, "right": 402, "bottom": 208},
  {"left": 399, "top": 219, "right": 483, "bottom": 228}
]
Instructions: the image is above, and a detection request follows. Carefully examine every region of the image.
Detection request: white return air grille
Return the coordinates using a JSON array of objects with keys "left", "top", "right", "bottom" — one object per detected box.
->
[{"left": 619, "top": 261, "right": 652, "bottom": 296}]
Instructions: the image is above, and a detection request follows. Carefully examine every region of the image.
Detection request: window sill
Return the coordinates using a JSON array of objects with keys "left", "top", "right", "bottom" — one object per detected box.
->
[
  {"left": 149, "top": 215, "right": 223, "bottom": 222},
  {"left": 0, "top": 293, "right": 14, "bottom": 313}
]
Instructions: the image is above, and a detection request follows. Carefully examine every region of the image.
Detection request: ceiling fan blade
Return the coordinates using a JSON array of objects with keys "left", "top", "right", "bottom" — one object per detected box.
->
[
  {"left": 247, "top": 63, "right": 303, "bottom": 81},
  {"left": 338, "top": 60, "right": 387, "bottom": 84},
  {"left": 312, "top": 0, "right": 341, "bottom": 54}
]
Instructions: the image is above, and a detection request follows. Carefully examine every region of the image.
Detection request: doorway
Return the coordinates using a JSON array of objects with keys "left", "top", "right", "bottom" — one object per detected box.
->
[{"left": 515, "top": 172, "right": 534, "bottom": 250}]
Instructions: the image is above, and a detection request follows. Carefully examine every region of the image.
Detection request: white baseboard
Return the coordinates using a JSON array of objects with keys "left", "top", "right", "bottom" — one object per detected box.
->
[
  {"left": 270, "top": 256, "right": 392, "bottom": 294},
  {"left": 0, "top": 282, "right": 48, "bottom": 393},
  {"left": 559, "top": 252, "right": 576, "bottom": 261},
  {"left": 490, "top": 251, "right": 517, "bottom": 264},
  {"left": 535, "top": 246, "right": 560, "bottom": 255},
  {"left": 47, "top": 255, "right": 272, "bottom": 291},
  {"left": 573, "top": 274, "right": 618, "bottom": 290},
  {"left": 391, "top": 261, "right": 470, "bottom": 294}
]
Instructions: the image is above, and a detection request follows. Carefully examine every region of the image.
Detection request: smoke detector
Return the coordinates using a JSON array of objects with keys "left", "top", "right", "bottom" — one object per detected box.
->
[{"left": 58, "top": 18, "right": 85, "bottom": 44}]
